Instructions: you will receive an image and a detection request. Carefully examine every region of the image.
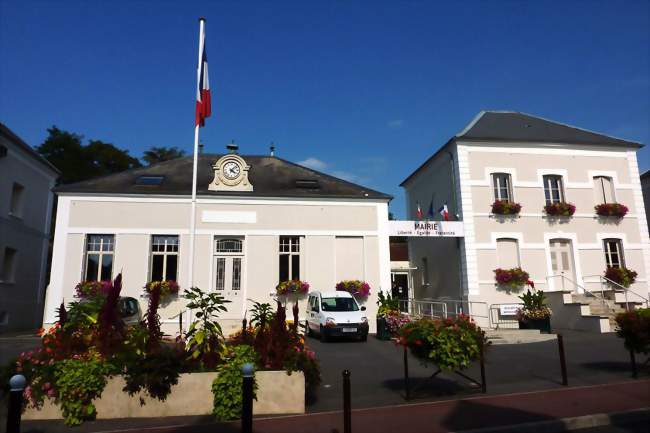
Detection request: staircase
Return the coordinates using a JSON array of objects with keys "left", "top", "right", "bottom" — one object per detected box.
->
[
  {"left": 486, "top": 329, "right": 556, "bottom": 345},
  {"left": 571, "top": 294, "right": 626, "bottom": 331}
]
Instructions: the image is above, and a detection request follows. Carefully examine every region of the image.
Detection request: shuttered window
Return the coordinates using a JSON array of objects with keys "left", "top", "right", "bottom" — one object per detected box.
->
[{"left": 496, "top": 238, "right": 520, "bottom": 268}]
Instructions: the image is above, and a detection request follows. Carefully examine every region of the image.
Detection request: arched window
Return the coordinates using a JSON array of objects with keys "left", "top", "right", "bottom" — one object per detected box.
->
[{"left": 215, "top": 239, "right": 243, "bottom": 253}]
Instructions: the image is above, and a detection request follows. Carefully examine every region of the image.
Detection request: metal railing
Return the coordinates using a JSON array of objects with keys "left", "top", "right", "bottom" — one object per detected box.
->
[
  {"left": 488, "top": 303, "right": 523, "bottom": 329},
  {"left": 398, "top": 298, "right": 488, "bottom": 321},
  {"left": 168, "top": 310, "right": 188, "bottom": 335},
  {"left": 583, "top": 274, "right": 650, "bottom": 310}
]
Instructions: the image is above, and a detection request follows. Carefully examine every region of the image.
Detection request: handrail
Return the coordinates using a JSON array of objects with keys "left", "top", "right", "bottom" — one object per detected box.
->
[
  {"left": 546, "top": 274, "right": 619, "bottom": 315},
  {"left": 168, "top": 309, "right": 187, "bottom": 320},
  {"left": 583, "top": 274, "right": 649, "bottom": 310},
  {"left": 398, "top": 298, "right": 488, "bottom": 320}
]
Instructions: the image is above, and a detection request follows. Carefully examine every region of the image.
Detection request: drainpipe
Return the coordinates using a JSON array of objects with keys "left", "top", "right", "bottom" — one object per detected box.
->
[{"left": 447, "top": 147, "right": 466, "bottom": 305}]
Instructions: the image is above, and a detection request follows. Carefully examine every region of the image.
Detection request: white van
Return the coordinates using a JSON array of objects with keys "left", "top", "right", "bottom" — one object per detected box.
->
[{"left": 305, "top": 291, "right": 369, "bottom": 342}]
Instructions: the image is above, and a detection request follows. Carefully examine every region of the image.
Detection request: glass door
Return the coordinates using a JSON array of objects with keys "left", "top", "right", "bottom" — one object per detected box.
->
[
  {"left": 213, "top": 238, "right": 244, "bottom": 319},
  {"left": 549, "top": 239, "right": 576, "bottom": 290}
]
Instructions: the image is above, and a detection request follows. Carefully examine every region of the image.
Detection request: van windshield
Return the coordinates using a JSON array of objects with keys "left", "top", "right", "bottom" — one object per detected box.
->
[{"left": 321, "top": 297, "right": 359, "bottom": 312}]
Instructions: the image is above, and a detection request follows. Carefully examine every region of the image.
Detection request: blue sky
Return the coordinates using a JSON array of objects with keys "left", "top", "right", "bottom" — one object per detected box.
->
[{"left": 1, "top": 0, "right": 648, "bottom": 217}]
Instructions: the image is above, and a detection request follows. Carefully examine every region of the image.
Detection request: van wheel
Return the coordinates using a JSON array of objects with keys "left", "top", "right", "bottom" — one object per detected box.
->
[{"left": 320, "top": 326, "right": 328, "bottom": 342}]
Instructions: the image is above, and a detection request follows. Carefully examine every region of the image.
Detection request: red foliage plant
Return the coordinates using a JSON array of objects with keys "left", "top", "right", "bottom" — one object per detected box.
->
[
  {"left": 97, "top": 274, "right": 125, "bottom": 357},
  {"left": 595, "top": 203, "right": 628, "bottom": 218},
  {"left": 145, "top": 282, "right": 163, "bottom": 353}
]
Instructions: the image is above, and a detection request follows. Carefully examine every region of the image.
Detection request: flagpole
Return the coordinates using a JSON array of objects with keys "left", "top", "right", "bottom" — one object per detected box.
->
[{"left": 188, "top": 18, "right": 205, "bottom": 293}]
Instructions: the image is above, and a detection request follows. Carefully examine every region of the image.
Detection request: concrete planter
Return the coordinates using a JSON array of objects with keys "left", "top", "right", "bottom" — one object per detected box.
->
[{"left": 23, "top": 370, "right": 304, "bottom": 420}]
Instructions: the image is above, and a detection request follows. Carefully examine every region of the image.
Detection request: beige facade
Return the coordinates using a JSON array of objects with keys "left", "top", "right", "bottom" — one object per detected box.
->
[
  {"left": 44, "top": 195, "right": 390, "bottom": 333},
  {"left": 403, "top": 115, "right": 650, "bottom": 328},
  {"left": 0, "top": 125, "right": 59, "bottom": 332}
]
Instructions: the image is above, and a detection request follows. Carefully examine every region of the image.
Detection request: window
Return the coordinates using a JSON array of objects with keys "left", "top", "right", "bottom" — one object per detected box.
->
[
  {"left": 279, "top": 236, "right": 300, "bottom": 282},
  {"left": 421, "top": 257, "right": 429, "bottom": 285},
  {"left": 594, "top": 176, "right": 615, "bottom": 204},
  {"left": 543, "top": 175, "right": 565, "bottom": 204},
  {"left": 496, "top": 238, "right": 520, "bottom": 268},
  {"left": 150, "top": 235, "right": 179, "bottom": 281},
  {"left": 10, "top": 183, "right": 25, "bottom": 217},
  {"left": 603, "top": 239, "right": 624, "bottom": 268},
  {"left": 1, "top": 247, "right": 17, "bottom": 282},
  {"left": 321, "top": 297, "right": 359, "bottom": 312},
  {"left": 492, "top": 173, "right": 512, "bottom": 202},
  {"left": 84, "top": 235, "right": 114, "bottom": 281},
  {"left": 215, "top": 239, "right": 243, "bottom": 253},
  {"left": 135, "top": 175, "right": 164, "bottom": 185}
]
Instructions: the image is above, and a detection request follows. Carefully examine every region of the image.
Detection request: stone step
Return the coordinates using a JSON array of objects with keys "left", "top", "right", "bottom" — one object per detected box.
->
[{"left": 486, "top": 329, "right": 557, "bottom": 345}]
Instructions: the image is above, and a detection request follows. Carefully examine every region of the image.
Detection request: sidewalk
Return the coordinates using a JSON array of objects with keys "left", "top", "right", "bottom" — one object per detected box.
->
[{"left": 21, "top": 379, "right": 650, "bottom": 433}]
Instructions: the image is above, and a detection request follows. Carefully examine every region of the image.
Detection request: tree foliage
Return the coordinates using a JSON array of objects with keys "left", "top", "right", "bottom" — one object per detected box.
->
[
  {"left": 142, "top": 146, "right": 186, "bottom": 165},
  {"left": 36, "top": 126, "right": 141, "bottom": 184}
]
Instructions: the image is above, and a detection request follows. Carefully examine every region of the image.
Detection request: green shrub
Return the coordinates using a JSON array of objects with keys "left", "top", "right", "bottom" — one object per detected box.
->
[
  {"left": 211, "top": 345, "right": 258, "bottom": 421},
  {"left": 615, "top": 308, "right": 650, "bottom": 354},
  {"left": 184, "top": 287, "right": 230, "bottom": 369},
  {"left": 54, "top": 357, "right": 116, "bottom": 426},
  {"left": 397, "top": 316, "right": 487, "bottom": 371},
  {"left": 122, "top": 344, "right": 184, "bottom": 402}
]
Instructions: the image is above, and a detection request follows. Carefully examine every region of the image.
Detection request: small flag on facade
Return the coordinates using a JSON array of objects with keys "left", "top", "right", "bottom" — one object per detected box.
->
[
  {"left": 195, "top": 25, "right": 211, "bottom": 127},
  {"left": 426, "top": 200, "right": 434, "bottom": 220},
  {"left": 438, "top": 203, "right": 449, "bottom": 221},
  {"left": 416, "top": 201, "right": 423, "bottom": 220}
]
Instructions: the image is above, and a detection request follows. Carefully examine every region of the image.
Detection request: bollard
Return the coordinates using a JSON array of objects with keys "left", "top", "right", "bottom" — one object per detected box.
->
[
  {"left": 479, "top": 339, "right": 487, "bottom": 393},
  {"left": 629, "top": 350, "right": 638, "bottom": 379},
  {"left": 178, "top": 313, "right": 183, "bottom": 336},
  {"left": 557, "top": 334, "right": 568, "bottom": 386},
  {"left": 7, "top": 374, "right": 26, "bottom": 433},
  {"left": 403, "top": 346, "right": 410, "bottom": 400},
  {"left": 241, "top": 363, "right": 254, "bottom": 433},
  {"left": 343, "top": 369, "right": 351, "bottom": 433}
]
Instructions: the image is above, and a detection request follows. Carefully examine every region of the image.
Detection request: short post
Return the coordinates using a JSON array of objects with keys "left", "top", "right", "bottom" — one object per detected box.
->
[
  {"left": 629, "top": 350, "right": 638, "bottom": 379},
  {"left": 343, "top": 369, "right": 351, "bottom": 433},
  {"left": 557, "top": 334, "right": 568, "bottom": 386},
  {"left": 403, "top": 345, "right": 410, "bottom": 400},
  {"left": 178, "top": 312, "right": 183, "bottom": 336},
  {"left": 7, "top": 374, "right": 26, "bottom": 433},
  {"left": 479, "top": 339, "right": 487, "bottom": 393},
  {"left": 241, "top": 363, "right": 254, "bottom": 433}
]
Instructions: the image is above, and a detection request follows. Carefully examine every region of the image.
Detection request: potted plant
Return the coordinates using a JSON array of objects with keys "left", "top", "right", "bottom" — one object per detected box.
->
[
  {"left": 605, "top": 267, "right": 637, "bottom": 288},
  {"left": 595, "top": 203, "right": 628, "bottom": 218},
  {"left": 516, "top": 289, "right": 552, "bottom": 333},
  {"left": 494, "top": 268, "right": 530, "bottom": 291},
  {"left": 543, "top": 202, "right": 576, "bottom": 217},
  {"left": 376, "top": 291, "right": 400, "bottom": 340},
  {"left": 275, "top": 280, "right": 310, "bottom": 296},
  {"left": 144, "top": 280, "right": 180, "bottom": 299},
  {"left": 491, "top": 200, "right": 522, "bottom": 216},
  {"left": 396, "top": 316, "right": 487, "bottom": 371},
  {"left": 335, "top": 280, "right": 371, "bottom": 298}
]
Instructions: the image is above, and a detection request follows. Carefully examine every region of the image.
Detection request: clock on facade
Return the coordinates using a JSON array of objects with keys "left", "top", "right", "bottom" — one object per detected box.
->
[{"left": 209, "top": 152, "right": 253, "bottom": 192}]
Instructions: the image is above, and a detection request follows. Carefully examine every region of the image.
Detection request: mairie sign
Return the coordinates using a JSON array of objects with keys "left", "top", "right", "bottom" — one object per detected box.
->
[{"left": 388, "top": 220, "right": 464, "bottom": 237}]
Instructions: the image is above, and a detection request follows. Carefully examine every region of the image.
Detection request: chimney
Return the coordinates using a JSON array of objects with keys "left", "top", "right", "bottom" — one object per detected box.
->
[{"left": 226, "top": 140, "right": 238, "bottom": 154}]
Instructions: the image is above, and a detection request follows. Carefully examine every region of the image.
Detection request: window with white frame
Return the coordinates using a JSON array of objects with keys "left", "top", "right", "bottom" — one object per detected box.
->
[
  {"left": 492, "top": 173, "right": 513, "bottom": 202},
  {"left": 84, "top": 235, "right": 114, "bottom": 281},
  {"left": 279, "top": 236, "right": 301, "bottom": 282},
  {"left": 10, "top": 183, "right": 25, "bottom": 217},
  {"left": 496, "top": 238, "right": 520, "bottom": 268},
  {"left": 1, "top": 247, "right": 17, "bottom": 282},
  {"left": 594, "top": 176, "right": 615, "bottom": 204},
  {"left": 150, "top": 235, "right": 179, "bottom": 282},
  {"left": 543, "top": 175, "right": 565, "bottom": 204},
  {"left": 603, "top": 239, "right": 624, "bottom": 268}
]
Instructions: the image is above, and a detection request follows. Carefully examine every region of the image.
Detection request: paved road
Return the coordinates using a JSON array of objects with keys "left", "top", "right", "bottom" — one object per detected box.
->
[
  {"left": 0, "top": 332, "right": 40, "bottom": 366},
  {"left": 306, "top": 330, "right": 644, "bottom": 412}
]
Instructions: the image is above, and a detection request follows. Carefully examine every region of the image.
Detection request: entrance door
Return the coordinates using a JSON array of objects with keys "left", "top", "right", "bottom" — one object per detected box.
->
[
  {"left": 391, "top": 273, "right": 409, "bottom": 301},
  {"left": 549, "top": 239, "right": 576, "bottom": 290},
  {"left": 213, "top": 238, "right": 244, "bottom": 319}
]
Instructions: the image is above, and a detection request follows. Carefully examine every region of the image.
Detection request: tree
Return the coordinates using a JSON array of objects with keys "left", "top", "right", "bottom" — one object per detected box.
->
[
  {"left": 36, "top": 126, "right": 141, "bottom": 184},
  {"left": 142, "top": 146, "right": 186, "bottom": 165}
]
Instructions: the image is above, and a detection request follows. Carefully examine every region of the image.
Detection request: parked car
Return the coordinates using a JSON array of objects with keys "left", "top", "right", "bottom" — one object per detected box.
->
[
  {"left": 119, "top": 296, "right": 142, "bottom": 326},
  {"left": 305, "top": 291, "right": 369, "bottom": 342}
]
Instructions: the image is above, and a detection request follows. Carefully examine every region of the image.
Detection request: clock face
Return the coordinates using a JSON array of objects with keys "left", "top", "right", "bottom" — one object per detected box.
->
[{"left": 222, "top": 161, "right": 241, "bottom": 180}]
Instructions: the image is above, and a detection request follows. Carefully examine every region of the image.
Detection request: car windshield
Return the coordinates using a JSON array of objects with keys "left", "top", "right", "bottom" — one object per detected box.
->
[{"left": 321, "top": 297, "right": 359, "bottom": 312}]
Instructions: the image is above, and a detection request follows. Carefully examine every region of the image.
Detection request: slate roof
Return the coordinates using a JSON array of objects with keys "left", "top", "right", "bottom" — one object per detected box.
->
[
  {"left": 54, "top": 154, "right": 392, "bottom": 200},
  {"left": 0, "top": 123, "right": 61, "bottom": 175},
  {"left": 401, "top": 111, "right": 643, "bottom": 186},
  {"left": 457, "top": 111, "right": 643, "bottom": 148}
]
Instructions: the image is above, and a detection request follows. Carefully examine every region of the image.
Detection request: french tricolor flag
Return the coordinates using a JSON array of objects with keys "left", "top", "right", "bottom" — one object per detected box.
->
[
  {"left": 195, "top": 23, "right": 211, "bottom": 127},
  {"left": 438, "top": 203, "right": 449, "bottom": 221}
]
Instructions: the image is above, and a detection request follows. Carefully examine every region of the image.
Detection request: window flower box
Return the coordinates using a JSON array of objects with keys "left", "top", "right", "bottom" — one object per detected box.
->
[
  {"left": 275, "top": 280, "right": 310, "bottom": 296},
  {"left": 494, "top": 268, "right": 530, "bottom": 290},
  {"left": 605, "top": 267, "right": 637, "bottom": 288},
  {"left": 543, "top": 202, "right": 576, "bottom": 217},
  {"left": 75, "top": 281, "right": 112, "bottom": 299},
  {"left": 491, "top": 200, "right": 522, "bottom": 216},
  {"left": 144, "top": 280, "right": 179, "bottom": 298},
  {"left": 335, "top": 280, "right": 371, "bottom": 298},
  {"left": 595, "top": 203, "right": 628, "bottom": 218}
]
